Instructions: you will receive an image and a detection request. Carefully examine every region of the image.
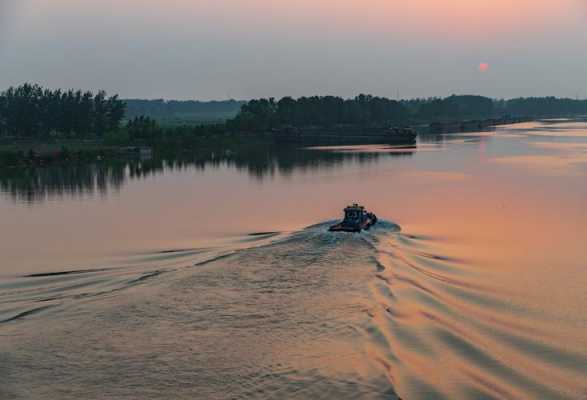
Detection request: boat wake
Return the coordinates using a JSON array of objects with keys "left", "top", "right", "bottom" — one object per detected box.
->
[{"left": 1, "top": 221, "right": 585, "bottom": 400}]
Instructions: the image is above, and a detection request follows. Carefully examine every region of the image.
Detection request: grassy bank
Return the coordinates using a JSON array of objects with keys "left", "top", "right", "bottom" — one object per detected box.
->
[{"left": 0, "top": 133, "right": 271, "bottom": 168}]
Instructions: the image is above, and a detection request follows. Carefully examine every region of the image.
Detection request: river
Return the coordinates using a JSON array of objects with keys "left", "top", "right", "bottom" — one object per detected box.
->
[{"left": 1, "top": 120, "right": 586, "bottom": 399}]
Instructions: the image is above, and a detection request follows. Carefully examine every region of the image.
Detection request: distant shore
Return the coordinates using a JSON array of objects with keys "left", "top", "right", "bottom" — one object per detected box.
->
[
  {"left": 4, "top": 83, "right": 586, "bottom": 169},
  {"left": 0, "top": 116, "right": 533, "bottom": 169}
]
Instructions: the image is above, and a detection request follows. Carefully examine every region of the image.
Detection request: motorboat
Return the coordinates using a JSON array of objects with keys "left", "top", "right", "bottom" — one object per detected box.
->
[{"left": 329, "top": 203, "right": 377, "bottom": 232}]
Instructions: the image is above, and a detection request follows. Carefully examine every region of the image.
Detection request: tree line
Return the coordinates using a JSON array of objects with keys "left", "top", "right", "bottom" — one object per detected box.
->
[
  {"left": 496, "top": 97, "right": 587, "bottom": 117},
  {"left": 227, "top": 94, "right": 587, "bottom": 132},
  {"left": 402, "top": 95, "right": 495, "bottom": 121},
  {"left": 2, "top": 83, "right": 587, "bottom": 143},
  {"left": 227, "top": 95, "right": 409, "bottom": 131},
  {"left": 0, "top": 83, "right": 125, "bottom": 138}
]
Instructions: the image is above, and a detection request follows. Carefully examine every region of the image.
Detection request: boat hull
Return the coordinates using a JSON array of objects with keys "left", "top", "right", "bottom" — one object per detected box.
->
[{"left": 329, "top": 217, "right": 377, "bottom": 233}]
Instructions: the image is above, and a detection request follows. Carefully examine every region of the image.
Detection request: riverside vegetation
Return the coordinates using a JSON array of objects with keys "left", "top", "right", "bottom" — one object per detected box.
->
[{"left": 1, "top": 83, "right": 587, "bottom": 167}]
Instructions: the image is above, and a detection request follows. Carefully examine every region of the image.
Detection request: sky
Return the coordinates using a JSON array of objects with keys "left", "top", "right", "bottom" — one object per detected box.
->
[{"left": 0, "top": 0, "right": 586, "bottom": 100}]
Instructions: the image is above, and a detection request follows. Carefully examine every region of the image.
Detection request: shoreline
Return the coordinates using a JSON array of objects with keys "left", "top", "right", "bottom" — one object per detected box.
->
[{"left": 0, "top": 117, "right": 533, "bottom": 168}]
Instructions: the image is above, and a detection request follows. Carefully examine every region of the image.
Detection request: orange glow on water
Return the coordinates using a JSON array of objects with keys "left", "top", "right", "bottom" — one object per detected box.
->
[{"left": 1, "top": 121, "right": 586, "bottom": 399}]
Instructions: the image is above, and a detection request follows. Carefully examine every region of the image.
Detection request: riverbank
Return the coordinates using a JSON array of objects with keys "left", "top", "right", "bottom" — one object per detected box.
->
[
  {"left": 427, "top": 115, "right": 532, "bottom": 134},
  {"left": 0, "top": 116, "right": 531, "bottom": 168},
  {"left": 0, "top": 134, "right": 263, "bottom": 168},
  {"left": 0, "top": 142, "right": 140, "bottom": 168}
]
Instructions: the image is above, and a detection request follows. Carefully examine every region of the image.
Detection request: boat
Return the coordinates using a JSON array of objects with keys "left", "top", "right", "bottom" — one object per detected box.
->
[{"left": 329, "top": 203, "right": 378, "bottom": 232}]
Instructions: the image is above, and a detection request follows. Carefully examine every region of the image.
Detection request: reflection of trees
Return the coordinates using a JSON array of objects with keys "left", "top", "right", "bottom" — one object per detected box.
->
[
  {"left": 0, "top": 163, "right": 127, "bottom": 204},
  {"left": 0, "top": 144, "right": 415, "bottom": 203}
]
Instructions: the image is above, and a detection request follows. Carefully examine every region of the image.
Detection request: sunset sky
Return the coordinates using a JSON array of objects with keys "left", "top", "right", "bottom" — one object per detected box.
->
[{"left": 0, "top": 0, "right": 585, "bottom": 99}]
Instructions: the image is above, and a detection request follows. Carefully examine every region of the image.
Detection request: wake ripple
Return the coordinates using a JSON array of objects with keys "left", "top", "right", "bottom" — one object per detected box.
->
[
  {"left": 364, "top": 228, "right": 587, "bottom": 399},
  {"left": 1, "top": 221, "right": 585, "bottom": 400}
]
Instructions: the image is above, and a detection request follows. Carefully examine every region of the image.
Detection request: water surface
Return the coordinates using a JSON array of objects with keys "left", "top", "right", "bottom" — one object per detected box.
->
[{"left": 1, "top": 120, "right": 586, "bottom": 399}]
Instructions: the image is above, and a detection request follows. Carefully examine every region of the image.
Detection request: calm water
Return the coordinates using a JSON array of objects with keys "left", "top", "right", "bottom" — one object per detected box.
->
[{"left": 1, "top": 120, "right": 586, "bottom": 399}]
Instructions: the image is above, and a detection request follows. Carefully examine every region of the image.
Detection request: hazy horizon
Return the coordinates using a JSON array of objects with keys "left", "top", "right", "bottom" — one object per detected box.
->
[{"left": 1, "top": 0, "right": 586, "bottom": 101}]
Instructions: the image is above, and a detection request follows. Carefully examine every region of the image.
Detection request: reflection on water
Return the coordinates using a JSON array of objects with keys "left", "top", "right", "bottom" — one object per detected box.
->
[
  {"left": 492, "top": 140, "right": 587, "bottom": 176},
  {"left": 0, "top": 144, "right": 415, "bottom": 204},
  {"left": 1, "top": 121, "right": 586, "bottom": 400},
  {"left": 0, "top": 163, "right": 127, "bottom": 203}
]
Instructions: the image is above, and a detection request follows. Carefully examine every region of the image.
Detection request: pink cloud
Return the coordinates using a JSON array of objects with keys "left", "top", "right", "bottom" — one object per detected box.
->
[{"left": 479, "top": 63, "right": 490, "bottom": 72}]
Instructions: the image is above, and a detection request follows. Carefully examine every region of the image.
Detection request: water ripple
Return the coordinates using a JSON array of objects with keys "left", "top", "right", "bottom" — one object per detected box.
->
[{"left": 1, "top": 221, "right": 585, "bottom": 399}]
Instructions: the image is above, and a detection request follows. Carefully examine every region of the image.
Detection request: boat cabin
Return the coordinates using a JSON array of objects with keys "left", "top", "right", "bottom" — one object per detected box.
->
[{"left": 343, "top": 204, "right": 366, "bottom": 224}]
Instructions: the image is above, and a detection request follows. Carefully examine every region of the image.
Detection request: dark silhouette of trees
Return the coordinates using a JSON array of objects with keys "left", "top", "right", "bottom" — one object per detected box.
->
[
  {"left": 126, "top": 116, "right": 163, "bottom": 141},
  {"left": 411, "top": 95, "right": 587, "bottom": 121},
  {"left": 228, "top": 94, "right": 409, "bottom": 131},
  {"left": 412, "top": 95, "right": 495, "bottom": 121},
  {"left": 500, "top": 97, "right": 587, "bottom": 117},
  {"left": 0, "top": 83, "right": 126, "bottom": 138},
  {"left": 2, "top": 84, "right": 587, "bottom": 145}
]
